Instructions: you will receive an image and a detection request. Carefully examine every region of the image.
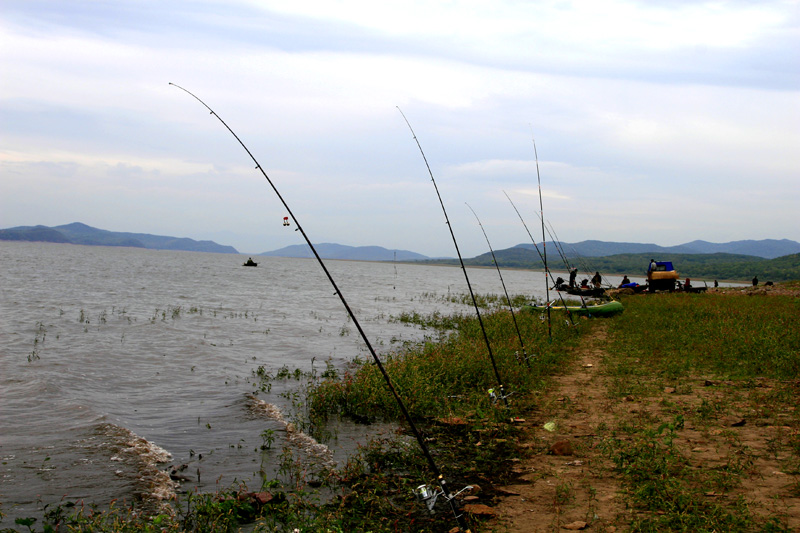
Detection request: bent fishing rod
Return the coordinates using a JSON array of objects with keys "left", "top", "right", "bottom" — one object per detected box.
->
[
  {"left": 541, "top": 218, "right": 572, "bottom": 276},
  {"left": 543, "top": 219, "right": 611, "bottom": 294},
  {"left": 465, "top": 203, "right": 530, "bottom": 368},
  {"left": 532, "top": 135, "right": 553, "bottom": 340},
  {"left": 530, "top": 213, "right": 589, "bottom": 308},
  {"left": 170, "top": 84, "right": 472, "bottom": 531},
  {"left": 503, "top": 191, "right": 578, "bottom": 332},
  {"left": 397, "top": 107, "right": 512, "bottom": 409}
]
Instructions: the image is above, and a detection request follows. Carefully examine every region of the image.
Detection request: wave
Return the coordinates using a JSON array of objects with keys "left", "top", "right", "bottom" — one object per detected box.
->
[
  {"left": 245, "top": 395, "right": 335, "bottom": 469},
  {"left": 95, "top": 423, "right": 177, "bottom": 511}
]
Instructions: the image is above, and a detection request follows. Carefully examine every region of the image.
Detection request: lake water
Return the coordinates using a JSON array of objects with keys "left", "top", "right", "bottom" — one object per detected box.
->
[{"left": 5, "top": 240, "right": 614, "bottom": 523}]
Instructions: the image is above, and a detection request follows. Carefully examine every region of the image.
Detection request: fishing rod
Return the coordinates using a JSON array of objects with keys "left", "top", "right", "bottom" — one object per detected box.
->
[
  {"left": 542, "top": 218, "right": 607, "bottom": 290},
  {"left": 397, "top": 107, "right": 512, "bottom": 409},
  {"left": 543, "top": 219, "right": 610, "bottom": 291},
  {"left": 465, "top": 203, "right": 530, "bottom": 368},
  {"left": 170, "top": 84, "right": 472, "bottom": 531},
  {"left": 537, "top": 217, "right": 590, "bottom": 308},
  {"left": 503, "top": 191, "right": 578, "bottom": 330},
  {"left": 543, "top": 220, "right": 572, "bottom": 274},
  {"left": 532, "top": 135, "right": 552, "bottom": 340}
]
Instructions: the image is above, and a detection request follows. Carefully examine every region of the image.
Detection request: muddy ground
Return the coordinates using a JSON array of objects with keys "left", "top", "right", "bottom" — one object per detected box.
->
[{"left": 488, "top": 316, "right": 800, "bottom": 532}]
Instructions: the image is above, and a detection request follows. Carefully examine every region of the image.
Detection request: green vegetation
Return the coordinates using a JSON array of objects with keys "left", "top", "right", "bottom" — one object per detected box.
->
[
  {"left": 417, "top": 251, "right": 800, "bottom": 283},
  {"left": 599, "top": 290, "right": 800, "bottom": 531},
  {"left": 606, "top": 292, "right": 800, "bottom": 383}
]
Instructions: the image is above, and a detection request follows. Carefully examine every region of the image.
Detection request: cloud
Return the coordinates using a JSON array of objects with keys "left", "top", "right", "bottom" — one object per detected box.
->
[{"left": 1, "top": 0, "right": 798, "bottom": 257}]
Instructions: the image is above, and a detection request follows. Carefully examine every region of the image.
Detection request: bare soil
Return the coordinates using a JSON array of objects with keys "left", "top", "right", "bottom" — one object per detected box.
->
[
  {"left": 489, "top": 319, "right": 800, "bottom": 532},
  {"left": 490, "top": 323, "right": 627, "bottom": 532}
]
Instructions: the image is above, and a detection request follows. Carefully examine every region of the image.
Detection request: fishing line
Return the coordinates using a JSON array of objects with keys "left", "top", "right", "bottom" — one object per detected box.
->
[
  {"left": 170, "top": 84, "right": 471, "bottom": 531},
  {"left": 556, "top": 231, "right": 611, "bottom": 289},
  {"left": 503, "top": 191, "right": 578, "bottom": 331},
  {"left": 543, "top": 219, "right": 572, "bottom": 275},
  {"left": 465, "top": 203, "right": 530, "bottom": 367},
  {"left": 396, "top": 107, "right": 512, "bottom": 409},
  {"left": 528, "top": 214, "right": 589, "bottom": 307}
]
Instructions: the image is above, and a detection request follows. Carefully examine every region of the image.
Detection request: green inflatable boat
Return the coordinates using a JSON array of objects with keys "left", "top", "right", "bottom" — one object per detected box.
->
[{"left": 522, "top": 300, "right": 624, "bottom": 318}]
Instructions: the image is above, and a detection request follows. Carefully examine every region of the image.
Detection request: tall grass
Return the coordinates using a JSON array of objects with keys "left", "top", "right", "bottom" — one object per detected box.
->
[{"left": 305, "top": 308, "right": 582, "bottom": 427}]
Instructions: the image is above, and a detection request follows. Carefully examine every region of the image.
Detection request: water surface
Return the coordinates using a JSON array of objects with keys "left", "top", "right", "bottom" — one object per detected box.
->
[{"left": 2, "top": 241, "right": 572, "bottom": 522}]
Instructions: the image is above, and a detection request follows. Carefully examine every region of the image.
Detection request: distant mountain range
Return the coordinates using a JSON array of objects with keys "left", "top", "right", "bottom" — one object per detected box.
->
[
  {"left": 3, "top": 222, "right": 798, "bottom": 262},
  {"left": 259, "top": 243, "right": 428, "bottom": 261},
  {"left": 518, "top": 239, "right": 800, "bottom": 260},
  {"left": 0, "top": 223, "right": 238, "bottom": 254},
  {"left": 261, "top": 239, "right": 800, "bottom": 261}
]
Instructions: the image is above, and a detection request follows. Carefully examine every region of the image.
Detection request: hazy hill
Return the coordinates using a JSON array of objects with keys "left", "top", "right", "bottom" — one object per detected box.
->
[
  {"left": 0, "top": 223, "right": 238, "bottom": 254},
  {"left": 443, "top": 249, "right": 799, "bottom": 283},
  {"left": 260, "top": 243, "right": 428, "bottom": 261},
  {"left": 515, "top": 238, "right": 800, "bottom": 259}
]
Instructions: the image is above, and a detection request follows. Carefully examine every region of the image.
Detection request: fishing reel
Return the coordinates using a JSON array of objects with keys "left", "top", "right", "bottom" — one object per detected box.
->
[
  {"left": 515, "top": 350, "right": 536, "bottom": 364},
  {"left": 414, "top": 483, "right": 473, "bottom": 514},
  {"left": 488, "top": 387, "right": 514, "bottom": 405}
]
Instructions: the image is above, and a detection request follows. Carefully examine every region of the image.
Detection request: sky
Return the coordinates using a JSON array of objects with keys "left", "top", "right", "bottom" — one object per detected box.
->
[{"left": 2, "top": 0, "right": 799, "bottom": 257}]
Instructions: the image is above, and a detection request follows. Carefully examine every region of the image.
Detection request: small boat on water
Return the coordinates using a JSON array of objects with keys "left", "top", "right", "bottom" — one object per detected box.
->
[
  {"left": 522, "top": 300, "right": 624, "bottom": 318},
  {"left": 243, "top": 257, "right": 258, "bottom": 267}
]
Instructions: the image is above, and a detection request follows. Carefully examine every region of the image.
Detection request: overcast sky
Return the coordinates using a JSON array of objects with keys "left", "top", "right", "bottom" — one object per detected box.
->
[{"left": 2, "top": 0, "right": 798, "bottom": 256}]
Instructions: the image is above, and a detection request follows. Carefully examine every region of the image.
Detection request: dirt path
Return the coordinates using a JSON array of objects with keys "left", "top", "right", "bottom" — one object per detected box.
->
[
  {"left": 491, "top": 321, "right": 626, "bottom": 532},
  {"left": 488, "top": 316, "right": 800, "bottom": 532}
]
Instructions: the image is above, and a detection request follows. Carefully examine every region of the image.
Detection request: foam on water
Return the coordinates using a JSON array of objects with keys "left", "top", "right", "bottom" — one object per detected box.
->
[
  {"left": 95, "top": 423, "right": 177, "bottom": 510},
  {"left": 246, "top": 395, "right": 336, "bottom": 469}
]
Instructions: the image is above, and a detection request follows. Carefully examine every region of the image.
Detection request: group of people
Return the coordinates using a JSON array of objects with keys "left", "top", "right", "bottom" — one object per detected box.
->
[{"left": 566, "top": 268, "right": 603, "bottom": 289}]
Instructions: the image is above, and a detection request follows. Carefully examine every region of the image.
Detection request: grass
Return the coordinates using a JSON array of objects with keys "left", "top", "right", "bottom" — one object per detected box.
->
[
  {"left": 599, "top": 290, "right": 800, "bottom": 532},
  {"left": 304, "top": 308, "right": 581, "bottom": 428}
]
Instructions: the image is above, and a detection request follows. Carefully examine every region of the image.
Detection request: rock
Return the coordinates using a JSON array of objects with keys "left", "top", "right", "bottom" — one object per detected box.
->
[
  {"left": 723, "top": 416, "right": 746, "bottom": 427},
  {"left": 251, "top": 492, "right": 274, "bottom": 505},
  {"left": 463, "top": 503, "right": 497, "bottom": 516},
  {"left": 562, "top": 520, "right": 588, "bottom": 530},
  {"left": 436, "top": 416, "right": 467, "bottom": 426},
  {"left": 169, "top": 468, "right": 192, "bottom": 482},
  {"left": 550, "top": 440, "right": 574, "bottom": 456},
  {"left": 663, "top": 386, "right": 676, "bottom": 394}
]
